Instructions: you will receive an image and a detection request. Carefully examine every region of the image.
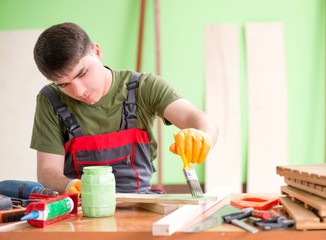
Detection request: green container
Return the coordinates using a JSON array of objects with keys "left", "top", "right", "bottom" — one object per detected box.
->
[{"left": 81, "top": 166, "right": 116, "bottom": 217}]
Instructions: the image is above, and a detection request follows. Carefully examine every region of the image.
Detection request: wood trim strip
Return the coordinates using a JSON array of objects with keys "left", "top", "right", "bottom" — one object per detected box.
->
[{"left": 152, "top": 188, "right": 230, "bottom": 236}]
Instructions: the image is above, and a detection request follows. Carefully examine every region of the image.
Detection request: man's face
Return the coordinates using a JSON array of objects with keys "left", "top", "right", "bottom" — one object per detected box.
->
[{"left": 54, "top": 44, "right": 110, "bottom": 104}]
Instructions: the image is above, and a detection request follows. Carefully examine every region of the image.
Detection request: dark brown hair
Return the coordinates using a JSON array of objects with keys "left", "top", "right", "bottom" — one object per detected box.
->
[{"left": 34, "top": 22, "right": 93, "bottom": 80}]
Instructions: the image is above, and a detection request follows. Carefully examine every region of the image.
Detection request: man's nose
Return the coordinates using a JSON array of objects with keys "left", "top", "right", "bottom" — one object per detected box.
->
[{"left": 71, "top": 80, "right": 86, "bottom": 97}]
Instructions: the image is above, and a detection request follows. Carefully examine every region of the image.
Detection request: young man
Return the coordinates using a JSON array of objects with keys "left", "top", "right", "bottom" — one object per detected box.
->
[{"left": 30, "top": 22, "right": 218, "bottom": 196}]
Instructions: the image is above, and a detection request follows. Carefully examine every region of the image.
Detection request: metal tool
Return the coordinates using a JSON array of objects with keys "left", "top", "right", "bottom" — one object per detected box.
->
[
  {"left": 0, "top": 180, "right": 59, "bottom": 199},
  {"left": 170, "top": 131, "right": 204, "bottom": 198},
  {"left": 182, "top": 166, "right": 203, "bottom": 198},
  {"left": 183, "top": 204, "right": 241, "bottom": 232},
  {"left": 222, "top": 207, "right": 259, "bottom": 234},
  {"left": 249, "top": 214, "right": 295, "bottom": 230},
  {"left": 10, "top": 197, "right": 39, "bottom": 207},
  {"left": 0, "top": 194, "right": 13, "bottom": 211}
]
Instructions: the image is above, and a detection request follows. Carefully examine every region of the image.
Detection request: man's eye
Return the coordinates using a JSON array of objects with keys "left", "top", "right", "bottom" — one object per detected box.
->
[
  {"left": 79, "top": 71, "right": 87, "bottom": 78},
  {"left": 57, "top": 83, "right": 69, "bottom": 88}
]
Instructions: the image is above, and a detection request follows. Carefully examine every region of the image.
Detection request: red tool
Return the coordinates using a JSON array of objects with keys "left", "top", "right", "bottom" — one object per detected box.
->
[
  {"left": 22, "top": 193, "right": 78, "bottom": 228},
  {"left": 251, "top": 210, "right": 271, "bottom": 220},
  {"left": 231, "top": 196, "right": 279, "bottom": 210}
]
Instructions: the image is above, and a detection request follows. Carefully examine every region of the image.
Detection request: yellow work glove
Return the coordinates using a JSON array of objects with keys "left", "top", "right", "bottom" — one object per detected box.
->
[
  {"left": 169, "top": 128, "right": 212, "bottom": 165},
  {"left": 65, "top": 179, "right": 81, "bottom": 198}
]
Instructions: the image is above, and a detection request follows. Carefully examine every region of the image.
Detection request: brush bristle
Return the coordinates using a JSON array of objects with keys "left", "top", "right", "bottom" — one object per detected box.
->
[{"left": 184, "top": 169, "right": 204, "bottom": 198}]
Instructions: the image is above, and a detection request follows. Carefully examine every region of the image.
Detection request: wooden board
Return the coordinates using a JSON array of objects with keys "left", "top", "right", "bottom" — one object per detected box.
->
[
  {"left": 245, "top": 23, "right": 288, "bottom": 193},
  {"left": 0, "top": 29, "right": 45, "bottom": 181},
  {"left": 280, "top": 196, "right": 326, "bottom": 230},
  {"left": 285, "top": 177, "right": 326, "bottom": 199},
  {"left": 277, "top": 164, "right": 326, "bottom": 186},
  {"left": 152, "top": 188, "right": 230, "bottom": 236},
  {"left": 116, "top": 193, "right": 217, "bottom": 205},
  {"left": 136, "top": 203, "right": 178, "bottom": 215},
  {"left": 204, "top": 25, "right": 242, "bottom": 193},
  {"left": 281, "top": 185, "right": 326, "bottom": 217}
]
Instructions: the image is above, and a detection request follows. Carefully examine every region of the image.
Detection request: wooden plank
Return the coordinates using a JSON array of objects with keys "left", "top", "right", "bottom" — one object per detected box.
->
[
  {"left": 152, "top": 188, "right": 230, "bottom": 236},
  {"left": 0, "top": 29, "right": 45, "bottom": 181},
  {"left": 116, "top": 193, "right": 217, "bottom": 205},
  {"left": 136, "top": 203, "right": 178, "bottom": 215},
  {"left": 204, "top": 24, "right": 242, "bottom": 193},
  {"left": 285, "top": 178, "right": 326, "bottom": 199},
  {"left": 281, "top": 186, "right": 326, "bottom": 217},
  {"left": 246, "top": 22, "right": 288, "bottom": 193},
  {"left": 277, "top": 164, "right": 326, "bottom": 186},
  {"left": 280, "top": 196, "right": 326, "bottom": 230}
]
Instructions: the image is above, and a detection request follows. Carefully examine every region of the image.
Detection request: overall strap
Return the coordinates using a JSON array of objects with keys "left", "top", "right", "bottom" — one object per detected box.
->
[
  {"left": 40, "top": 86, "right": 83, "bottom": 140},
  {"left": 120, "top": 72, "right": 141, "bottom": 130}
]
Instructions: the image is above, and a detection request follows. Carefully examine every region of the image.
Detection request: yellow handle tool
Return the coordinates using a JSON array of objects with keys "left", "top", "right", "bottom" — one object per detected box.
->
[{"left": 170, "top": 131, "right": 204, "bottom": 198}]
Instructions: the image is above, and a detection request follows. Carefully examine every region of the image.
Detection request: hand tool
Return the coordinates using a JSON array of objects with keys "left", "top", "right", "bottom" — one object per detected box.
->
[
  {"left": 170, "top": 132, "right": 204, "bottom": 198},
  {"left": 0, "top": 180, "right": 59, "bottom": 199},
  {"left": 182, "top": 167, "right": 203, "bottom": 198},
  {"left": 0, "top": 208, "right": 26, "bottom": 223},
  {"left": 21, "top": 193, "right": 78, "bottom": 228},
  {"left": 0, "top": 194, "right": 13, "bottom": 211},
  {"left": 250, "top": 215, "right": 294, "bottom": 230},
  {"left": 10, "top": 197, "right": 39, "bottom": 208},
  {"left": 222, "top": 207, "right": 259, "bottom": 234},
  {"left": 183, "top": 204, "right": 240, "bottom": 232},
  {"left": 251, "top": 209, "right": 271, "bottom": 220}
]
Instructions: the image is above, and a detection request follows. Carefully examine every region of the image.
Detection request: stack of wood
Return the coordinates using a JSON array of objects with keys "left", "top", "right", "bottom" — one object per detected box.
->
[{"left": 277, "top": 164, "right": 326, "bottom": 230}]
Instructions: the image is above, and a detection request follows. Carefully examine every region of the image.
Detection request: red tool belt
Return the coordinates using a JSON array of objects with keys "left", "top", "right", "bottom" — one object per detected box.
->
[{"left": 41, "top": 72, "right": 156, "bottom": 193}]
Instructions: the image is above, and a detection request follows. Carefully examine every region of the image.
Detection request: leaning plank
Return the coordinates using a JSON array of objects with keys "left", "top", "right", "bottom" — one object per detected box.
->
[
  {"left": 280, "top": 196, "right": 326, "bottom": 230},
  {"left": 116, "top": 193, "right": 217, "bottom": 205},
  {"left": 246, "top": 22, "right": 288, "bottom": 193},
  {"left": 152, "top": 188, "right": 230, "bottom": 236},
  {"left": 204, "top": 24, "right": 242, "bottom": 193}
]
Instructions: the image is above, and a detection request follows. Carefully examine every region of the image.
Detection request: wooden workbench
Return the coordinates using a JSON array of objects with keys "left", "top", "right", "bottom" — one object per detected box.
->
[{"left": 0, "top": 203, "right": 325, "bottom": 240}]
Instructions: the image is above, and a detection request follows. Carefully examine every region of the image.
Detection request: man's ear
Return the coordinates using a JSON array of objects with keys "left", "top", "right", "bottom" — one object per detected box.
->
[{"left": 92, "top": 43, "right": 103, "bottom": 60}]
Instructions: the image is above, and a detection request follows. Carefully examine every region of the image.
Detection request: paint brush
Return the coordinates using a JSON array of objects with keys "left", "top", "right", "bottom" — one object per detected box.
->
[{"left": 180, "top": 154, "right": 204, "bottom": 198}]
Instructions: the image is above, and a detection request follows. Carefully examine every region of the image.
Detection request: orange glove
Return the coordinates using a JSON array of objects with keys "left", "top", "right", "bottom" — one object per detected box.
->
[
  {"left": 65, "top": 179, "right": 81, "bottom": 198},
  {"left": 169, "top": 128, "right": 212, "bottom": 165}
]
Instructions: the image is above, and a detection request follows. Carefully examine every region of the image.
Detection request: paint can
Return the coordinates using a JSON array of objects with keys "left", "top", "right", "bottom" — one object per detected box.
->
[{"left": 81, "top": 166, "right": 116, "bottom": 217}]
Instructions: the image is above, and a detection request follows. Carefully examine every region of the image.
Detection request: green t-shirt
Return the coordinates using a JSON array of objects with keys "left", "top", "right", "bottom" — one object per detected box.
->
[{"left": 30, "top": 69, "right": 182, "bottom": 161}]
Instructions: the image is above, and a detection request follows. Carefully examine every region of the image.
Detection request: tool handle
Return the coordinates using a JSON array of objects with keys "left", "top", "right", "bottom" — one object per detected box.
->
[
  {"left": 251, "top": 210, "right": 271, "bottom": 220},
  {"left": 222, "top": 207, "right": 253, "bottom": 223},
  {"left": 180, "top": 154, "right": 192, "bottom": 170}
]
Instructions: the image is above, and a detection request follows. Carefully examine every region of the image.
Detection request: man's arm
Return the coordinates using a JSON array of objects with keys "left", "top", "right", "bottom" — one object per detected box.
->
[
  {"left": 37, "top": 151, "right": 73, "bottom": 194},
  {"left": 163, "top": 98, "right": 218, "bottom": 145}
]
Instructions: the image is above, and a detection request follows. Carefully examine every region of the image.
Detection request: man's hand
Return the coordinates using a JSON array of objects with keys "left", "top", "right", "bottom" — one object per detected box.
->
[
  {"left": 169, "top": 128, "right": 212, "bottom": 164},
  {"left": 65, "top": 179, "right": 81, "bottom": 198}
]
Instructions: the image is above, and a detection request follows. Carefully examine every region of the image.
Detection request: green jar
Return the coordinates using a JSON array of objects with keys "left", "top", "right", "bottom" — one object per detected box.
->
[{"left": 81, "top": 166, "right": 116, "bottom": 217}]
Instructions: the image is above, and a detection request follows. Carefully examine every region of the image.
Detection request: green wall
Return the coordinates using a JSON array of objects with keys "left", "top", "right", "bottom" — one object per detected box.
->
[{"left": 0, "top": 0, "right": 324, "bottom": 185}]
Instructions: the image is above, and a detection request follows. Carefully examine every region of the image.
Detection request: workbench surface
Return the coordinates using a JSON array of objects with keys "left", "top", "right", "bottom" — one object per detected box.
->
[{"left": 0, "top": 202, "right": 325, "bottom": 240}]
